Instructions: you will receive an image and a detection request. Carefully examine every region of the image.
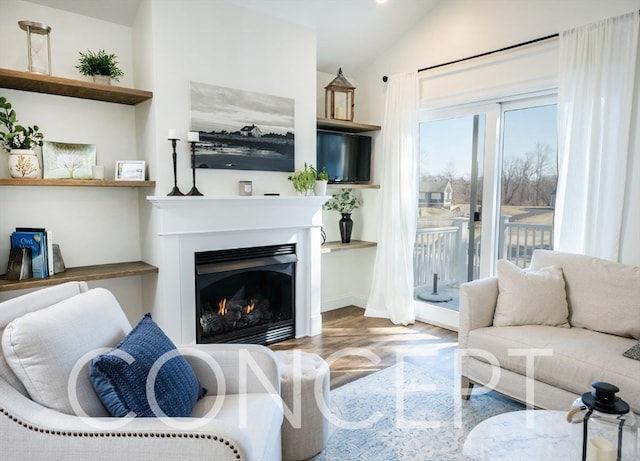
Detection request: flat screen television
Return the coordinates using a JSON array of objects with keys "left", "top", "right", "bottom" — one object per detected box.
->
[{"left": 316, "top": 130, "right": 372, "bottom": 184}]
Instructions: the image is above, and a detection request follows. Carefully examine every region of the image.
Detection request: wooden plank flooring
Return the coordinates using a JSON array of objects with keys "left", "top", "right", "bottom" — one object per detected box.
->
[{"left": 270, "top": 306, "right": 459, "bottom": 389}]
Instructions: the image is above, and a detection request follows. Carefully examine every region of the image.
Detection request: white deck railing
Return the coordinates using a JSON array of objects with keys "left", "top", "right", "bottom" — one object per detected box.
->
[{"left": 414, "top": 216, "right": 553, "bottom": 288}]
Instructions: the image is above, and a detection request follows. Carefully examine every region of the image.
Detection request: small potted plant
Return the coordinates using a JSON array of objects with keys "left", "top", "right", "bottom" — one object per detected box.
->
[
  {"left": 314, "top": 166, "right": 329, "bottom": 196},
  {"left": 323, "top": 188, "right": 362, "bottom": 243},
  {"left": 0, "top": 96, "right": 44, "bottom": 178},
  {"left": 288, "top": 163, "right": 316, "bottom": 195},
  {"left": 76, "top": 49, "right": 124, "bottom": 84}
]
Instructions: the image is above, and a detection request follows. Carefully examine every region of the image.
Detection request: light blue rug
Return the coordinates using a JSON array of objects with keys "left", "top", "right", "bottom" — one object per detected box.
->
[{"left": 312, "top": 362, "right": 524, "bottom": 461}]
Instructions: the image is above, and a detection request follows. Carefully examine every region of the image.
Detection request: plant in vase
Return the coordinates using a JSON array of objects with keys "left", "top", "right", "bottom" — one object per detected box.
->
[
  {"left": 0, "top": 96, "right": 44, "bottom": 178},
  {"left": 288, "top": 163, "right": 316, "bottom": 195},
  {"left": 323, "top": 188, "right": 362, "bottom": 243},
  {"left": 76, "top": 49, "right": 124, "bottom": 84},
  {"left": 314, "top": 166, "right": 329, "bottom": 196}
]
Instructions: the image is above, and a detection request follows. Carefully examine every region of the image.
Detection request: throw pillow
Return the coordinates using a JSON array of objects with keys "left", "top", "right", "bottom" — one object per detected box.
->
[
  {"left": 493, "top": 259, "right": 570, "bottom": 328},
  {"left": 90, "top": 313, "right": 206, "bottom": 418},
  {"left": 2, "top": 288, "right": 132, "bottom": 416},
  {"left": 623, "top": 342, "right": 640, "bottom": 361}
]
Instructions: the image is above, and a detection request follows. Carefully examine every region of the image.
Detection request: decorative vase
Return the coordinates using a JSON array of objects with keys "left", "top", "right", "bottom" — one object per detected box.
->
[
  {"left": 314, "top": 180, "right": 328, "bottom": 196},
  {"left": 8, "top": 149, "right": 40, "bottom": 178},
  {"left": 339, "top": 213, "right": 353, "bottom": 243},
  {"left": 92, "top": 75, "right": 111, "bottom": 85}
]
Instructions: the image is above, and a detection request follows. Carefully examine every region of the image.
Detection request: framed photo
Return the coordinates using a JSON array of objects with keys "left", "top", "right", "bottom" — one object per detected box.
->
[
  {"left": 42, "top": 141, "right": 96, "bottom": 179},
  {"left": 115, "top": 160, "right": 146, "bottom": 181}
]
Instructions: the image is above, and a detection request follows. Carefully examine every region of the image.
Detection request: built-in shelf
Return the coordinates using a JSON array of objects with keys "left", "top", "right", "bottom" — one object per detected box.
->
[
  {"left": 317, "top": 118, "right": 381, "bottom": 133},
  {"left": 0, "top": 178, "right": 155, "bottom": 187},
  {"left": 0, "top": 68, "right": 153, "bottom": 105},
  {"left": 327, "top": 183, "right": 380, "bottom": 190},
  {"left": 321, "top": 240, "right": 377, "bottom": 253},
  {"left": 0, "top": 261, "right": 158, "bottom": 292}
]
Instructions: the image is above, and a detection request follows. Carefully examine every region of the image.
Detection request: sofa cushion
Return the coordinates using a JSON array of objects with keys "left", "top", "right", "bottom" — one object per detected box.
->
[
  {"left": 467, "top": 325, "right": 640, "bottom": 412},
  {"left": 530, "top": 250, "right": 640, "bottom": 339},
  {"left": 1, "top": 288, "right": 131, "bottom": 416},
  {"left": 493, "top": 259, "right": 569, "bottom": 328},
  {"left": 90, "top": 313, "right": 207, "bottom": 417}
]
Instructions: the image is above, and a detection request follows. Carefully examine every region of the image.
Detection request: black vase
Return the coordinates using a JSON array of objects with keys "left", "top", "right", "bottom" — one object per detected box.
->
[{"left": 339, "top": 213, "right": 353, "bottom": 243}]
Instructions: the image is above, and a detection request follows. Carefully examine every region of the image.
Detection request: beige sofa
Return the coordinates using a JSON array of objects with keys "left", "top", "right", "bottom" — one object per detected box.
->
[{"left": 459, "top": 250, "right": 640, "bottom": 414}]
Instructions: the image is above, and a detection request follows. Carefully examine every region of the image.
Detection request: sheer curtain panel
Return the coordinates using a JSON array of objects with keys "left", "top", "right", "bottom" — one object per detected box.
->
[
  {"left": 555, "top": 11, "right": 640, "bottom": 262},
  {"left": 364, "top": 71, "right": 418, "bottom": 325}
]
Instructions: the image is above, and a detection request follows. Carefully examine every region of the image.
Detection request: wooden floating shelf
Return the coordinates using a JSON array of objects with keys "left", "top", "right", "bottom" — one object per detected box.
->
[
  {"left": 0, "top": 68, "right": 153, "bottom": 105},
  {"left": 0, "top": 261, "right": 158, "bottom": 292},
  {"left": 317, "top": 118, "right": 381, "bottom": 133},
  {"left": 0, "top": 179, "right": 155, "bottom": 187},
  {"left": 321, "top": 240, "right": 377, "bottom": 254}
]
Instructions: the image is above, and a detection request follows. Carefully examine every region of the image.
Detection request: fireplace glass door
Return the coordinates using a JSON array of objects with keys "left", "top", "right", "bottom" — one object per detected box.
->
[{"left": 195, "top": 244, "right": 296, "bottom": 345}]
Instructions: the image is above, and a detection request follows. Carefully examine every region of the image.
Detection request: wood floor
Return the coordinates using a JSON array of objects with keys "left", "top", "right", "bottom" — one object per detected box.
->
[{"left": 270, "top": 306, "right": 459, "bottom": 389}]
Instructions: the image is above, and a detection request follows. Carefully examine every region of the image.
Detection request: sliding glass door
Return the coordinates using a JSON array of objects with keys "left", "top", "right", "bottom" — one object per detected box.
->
[
  {"left": 415, "top": 96, "right": 557, "bottom": 330},
  {"left": 414, "top": 110, "right": 488, "bottom": 329}
]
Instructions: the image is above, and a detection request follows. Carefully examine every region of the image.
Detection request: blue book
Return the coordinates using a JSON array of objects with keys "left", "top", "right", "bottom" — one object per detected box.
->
[{"left": 11, "top": 231, "right": 48, "bottom": 278}]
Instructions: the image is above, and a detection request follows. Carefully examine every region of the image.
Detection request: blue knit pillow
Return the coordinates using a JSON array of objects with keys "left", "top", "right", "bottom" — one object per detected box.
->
[{"left": 89, "top": 313, "right": 206, "bottom": 417}]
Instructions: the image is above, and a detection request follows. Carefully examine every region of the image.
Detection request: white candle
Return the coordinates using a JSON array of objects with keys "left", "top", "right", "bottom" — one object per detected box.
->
[
  {"left": 587, "top": 438, "right": 616, "bottom": 461},
  {"left": 188, "top": 131, "right": 200, "bottom": 142},
  {"left": 167, "top": 129, "right": 179, "bottom": 140}
]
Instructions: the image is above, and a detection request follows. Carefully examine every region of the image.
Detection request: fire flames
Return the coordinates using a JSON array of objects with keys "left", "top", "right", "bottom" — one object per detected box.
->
[
  {"left": 217, "top": 298, "right": 255, "bottom": 315},
  {"left": 218, "top": 298, "right": 227, "bottom": 316}
]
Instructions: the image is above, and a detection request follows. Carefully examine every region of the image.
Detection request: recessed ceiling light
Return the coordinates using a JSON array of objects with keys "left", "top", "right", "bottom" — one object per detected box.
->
[{"left": 375, "top": 0, "right": 389, "bottom": 4}]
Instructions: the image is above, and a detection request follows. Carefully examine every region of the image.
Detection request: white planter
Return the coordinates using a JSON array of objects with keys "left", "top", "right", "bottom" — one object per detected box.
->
[
  {"left": 8, "top": 149, "right": 40, "bottom": 178},
  {"left": 92, "top": 75, "right": 111, "bottom": 85},
  {"left": 314, "top": 180, "right": 328, "bottom": 196}
]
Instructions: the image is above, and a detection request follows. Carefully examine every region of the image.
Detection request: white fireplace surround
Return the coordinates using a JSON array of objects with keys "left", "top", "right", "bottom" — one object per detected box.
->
[{"left": 147, "top": 195, "right": 326, "bottom": 344}]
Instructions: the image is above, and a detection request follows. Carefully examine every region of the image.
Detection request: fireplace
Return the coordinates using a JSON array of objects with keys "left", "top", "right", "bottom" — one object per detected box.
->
[
  {"left": 147, "top": 195, "right": 326, "bottom": 344},
  {"left": 195, "top": 244, "right": 296, "bottom": 345}
]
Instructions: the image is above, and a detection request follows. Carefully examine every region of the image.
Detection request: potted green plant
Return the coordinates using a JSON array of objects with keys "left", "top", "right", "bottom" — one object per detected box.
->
[
  {"left": 76, "top": 49, "right": 124, "bottom": 84},
  {"left": 0, "top": 96, "right": 44, "bottom": 178},
  {"left": 288, "top": 163, "right": 316, "bottom": 195},
  {"left": 314, "top": 166, "right": 329, "bottom": 196},
  {"left": 323, "top": 188, "right": 362, "bottom": 243}
]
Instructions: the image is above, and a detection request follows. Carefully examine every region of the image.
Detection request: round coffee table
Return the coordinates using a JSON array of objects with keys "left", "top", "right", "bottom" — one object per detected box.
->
[{"left": 463, "top": 410, "right": 570, "bottom": 460}]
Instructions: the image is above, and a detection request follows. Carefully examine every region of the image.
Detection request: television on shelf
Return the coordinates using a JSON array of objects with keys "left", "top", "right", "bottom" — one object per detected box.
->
[{"left": 316, "top": 130, "right": 372, "bottom": 184}]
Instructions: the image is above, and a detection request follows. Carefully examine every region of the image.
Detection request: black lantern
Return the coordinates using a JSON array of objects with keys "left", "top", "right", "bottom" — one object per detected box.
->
[
  {"left": 325, "top": 68, "right": 355, "bottom": 122},
  {"left": 567, "top": 382, "right": 637, "bottom": 461}
]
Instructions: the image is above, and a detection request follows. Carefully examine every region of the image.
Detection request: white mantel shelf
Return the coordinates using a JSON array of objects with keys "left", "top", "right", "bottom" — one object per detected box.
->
[{"left": 147, "top": 195, "right": 329, "bottom": 235}]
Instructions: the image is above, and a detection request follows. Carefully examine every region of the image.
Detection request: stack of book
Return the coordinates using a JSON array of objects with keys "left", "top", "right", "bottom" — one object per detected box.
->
[{"left": 7, "top": 228, "right": 54, "bottom": 280}]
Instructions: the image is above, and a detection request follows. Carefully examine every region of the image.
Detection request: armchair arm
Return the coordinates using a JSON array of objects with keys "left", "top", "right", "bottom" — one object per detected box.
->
[
  {"left": 0, "top": 373, "right": 257, "bottom": 461},
  {"left": 458, "top": 276, "right": 498, "bottom": 348},
  {"left": 179, "top": 343, "right": 281, "bottom": 396}
]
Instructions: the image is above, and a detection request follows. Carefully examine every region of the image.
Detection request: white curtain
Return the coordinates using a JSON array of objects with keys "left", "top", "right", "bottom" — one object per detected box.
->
[
  {"left": 555, "top": 11, "right": 640, "bottom": 262},
  {"left": 364, "top": 71, "right": 418, "bottom": 324}
]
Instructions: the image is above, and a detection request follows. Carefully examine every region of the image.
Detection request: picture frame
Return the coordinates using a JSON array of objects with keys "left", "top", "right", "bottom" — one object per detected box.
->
[
  {"left": 115, "top": 160, "right": 146, "bottom": 181},
  {"left": 42, "top": 141, "right": 96, "bottom": 179}
]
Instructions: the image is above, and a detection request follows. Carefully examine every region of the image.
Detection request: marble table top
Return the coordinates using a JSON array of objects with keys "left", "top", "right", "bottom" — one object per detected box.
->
[{"left": 463, "top": 410, "right": 570, "bottom": 460}]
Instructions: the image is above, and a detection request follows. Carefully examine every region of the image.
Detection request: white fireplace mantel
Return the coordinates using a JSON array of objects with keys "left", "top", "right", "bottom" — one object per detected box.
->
[{"left": 147, "top": 195, "right": 327, "bottom": 343}]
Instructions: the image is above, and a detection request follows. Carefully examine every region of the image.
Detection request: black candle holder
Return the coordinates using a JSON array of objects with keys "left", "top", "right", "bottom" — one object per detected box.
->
[
  {"left": 167, "top": 138, "right": 184, "bottom": 196},
  {"left": 186, "top": 141, "right": 203, "bottom": 196}
]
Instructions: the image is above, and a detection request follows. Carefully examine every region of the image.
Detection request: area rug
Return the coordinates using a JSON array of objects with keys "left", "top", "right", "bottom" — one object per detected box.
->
[{"left": 312, "top": 362, "right": 524, "bottom": 461}]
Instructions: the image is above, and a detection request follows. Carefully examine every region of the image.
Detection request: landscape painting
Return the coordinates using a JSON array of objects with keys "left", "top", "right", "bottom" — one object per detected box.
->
[{"left": 190, "top": 81, "right": 295, "bottom": 172}]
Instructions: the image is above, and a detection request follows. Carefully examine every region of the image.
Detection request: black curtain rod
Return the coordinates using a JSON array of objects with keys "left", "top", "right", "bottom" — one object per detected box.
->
[{"left": 382, "top": 33, "right": 559, "bottom": 82}]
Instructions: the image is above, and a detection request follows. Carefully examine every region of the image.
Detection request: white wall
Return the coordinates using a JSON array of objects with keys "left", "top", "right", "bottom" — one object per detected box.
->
[
  {"left": 133, "top": 0, "right": 317, "bottom": 322},
  {"left": 321, "top": 0, "right": 640, "bottom": 311}
]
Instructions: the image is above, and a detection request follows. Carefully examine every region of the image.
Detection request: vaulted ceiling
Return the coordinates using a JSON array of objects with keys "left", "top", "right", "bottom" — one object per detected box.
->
[{"left": 25, "top": 0, "right": 440, "bottom": 74}]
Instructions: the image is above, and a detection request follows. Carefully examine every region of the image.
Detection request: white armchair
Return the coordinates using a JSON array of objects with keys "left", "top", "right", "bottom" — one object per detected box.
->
[{"left": 0, "top": 282, "right": 283, "bottom": 461}]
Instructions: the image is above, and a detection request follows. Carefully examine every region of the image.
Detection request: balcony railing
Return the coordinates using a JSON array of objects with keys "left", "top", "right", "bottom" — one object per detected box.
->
[{"left": 414, "top": 216, "right": 553, "bottom": 289}]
